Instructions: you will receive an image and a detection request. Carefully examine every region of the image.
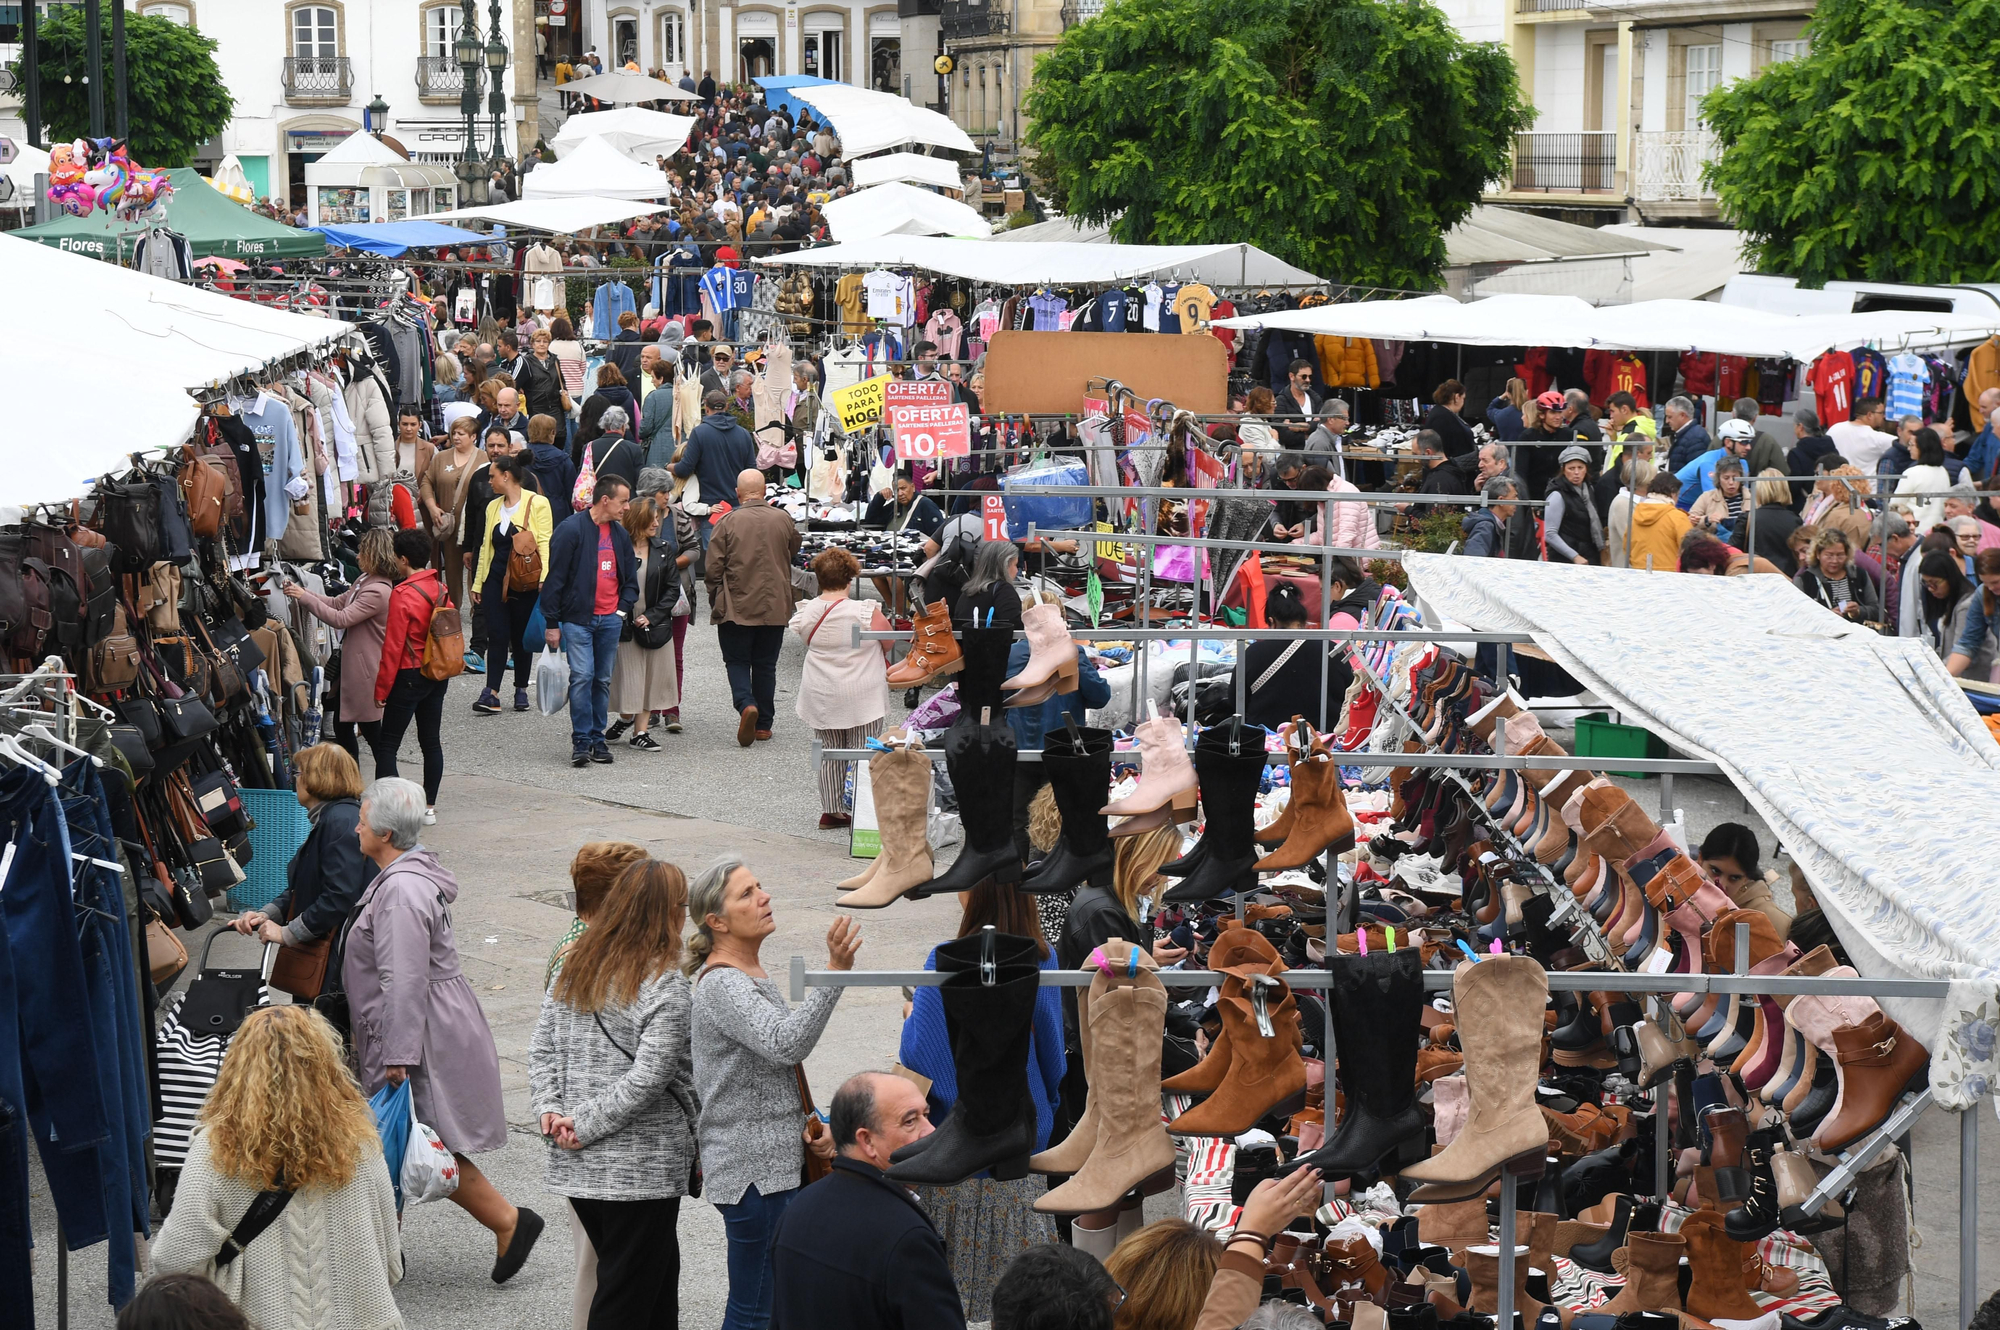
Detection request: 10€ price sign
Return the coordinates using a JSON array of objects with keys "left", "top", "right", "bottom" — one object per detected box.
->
[
  {"left": 983, "top": 494, "right": 1008, "bottom": 543},
  {"left": 889, "top": 402, "right": 971, "bottom": 462}
]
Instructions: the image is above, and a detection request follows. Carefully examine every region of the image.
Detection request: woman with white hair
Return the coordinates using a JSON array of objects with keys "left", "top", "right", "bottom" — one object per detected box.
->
[
  {"left": 343, "top": 776, "right": 547, "bottom": 1283},
  {"left": 581, "top": 404, "right": 643, "bottom": 502}
]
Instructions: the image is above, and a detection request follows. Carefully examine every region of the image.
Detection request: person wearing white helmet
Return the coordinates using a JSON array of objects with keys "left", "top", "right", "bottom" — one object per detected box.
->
[{"left": 1673, "top": 416, "right": 1757, "bottom": 510}]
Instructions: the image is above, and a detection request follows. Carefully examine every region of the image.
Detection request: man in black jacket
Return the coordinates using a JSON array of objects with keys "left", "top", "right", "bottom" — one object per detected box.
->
[
  {"left": 539, "top": 475, "right": 637, "bottom": 767},
  {"left": 1412, "top": 429, "right": 1479, "bottom": 510},
  {"left": 1271, "top": 357, "right": 1322, "bottom": 451},
  {"left": 771, "top": 1072, "right": 965, "bottom": 1330}
]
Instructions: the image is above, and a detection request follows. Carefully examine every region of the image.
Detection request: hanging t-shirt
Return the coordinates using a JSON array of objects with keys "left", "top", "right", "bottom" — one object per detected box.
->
[
  {"left": 1100, "top": 288, "right": 1128, "bottom": 333},
  {"left": 1027, "top": 291, "right": 1068, "bottom": 330},
  {"left": 1140, "top": 282, "right": 1165, "bottom": 332},
  {"left": 594, "top": 524, "right": 619, "bottom": 614},
  {"left": 727, "top": 267, "right": 758, "bottom": 311},
  {"left": 1885, "top": 352, "right": 1931, "bottom": 420},
  {"left": 1852, "top": 348, "right": 1890, "bottom": 403},
  {"left": 1810, "top": 350, "right": 1855, "bottom": 425},
  {"left": 1170, "top": 283, "right": 1217, "bottom": 330},
  {"left": 863, "top": 270, "right": 914, "bottom": 323},
  {"left": 1209, "top": 299, "right": 1237, "bottom": 353},
  {"left": 699, "top": 264, "right": 736, "bottom": 312},
  {"left": 1156, "top": 282, "right": 1184, "bottom": 334},
  {"left": 1609, "top": 354, "right": 1648, "bottom": 408},
  {"left": 836, "top": 273, "right": 868, "bottom": 335}
]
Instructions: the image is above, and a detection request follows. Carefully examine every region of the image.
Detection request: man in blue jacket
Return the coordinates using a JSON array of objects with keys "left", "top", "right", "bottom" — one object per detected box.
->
[
  {"left": 1662, "top": 396, "right": 1713, "bottom": 473},
  {"left": 539, "top": 475, "right": 638, "bottom": 767},
  {"left": 1005, "top": 609, "right": 1111, "bottom": 863},
  {"left": 672, "top": 389, "right": 758, "bottom": 551}
]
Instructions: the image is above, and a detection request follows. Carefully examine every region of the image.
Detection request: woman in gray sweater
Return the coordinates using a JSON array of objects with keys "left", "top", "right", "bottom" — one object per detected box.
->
[
  {"left": 687, "top": 854, "right": 861, "bottom": 1330},
  {"left": 530, "top": 859, "right": 698, "bottom": 1329}
]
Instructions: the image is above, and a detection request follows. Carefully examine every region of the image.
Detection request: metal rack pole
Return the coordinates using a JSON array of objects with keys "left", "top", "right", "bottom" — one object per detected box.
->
[{"left": 1963, "top": 1107, "right": 1980, "bottom": 1330}]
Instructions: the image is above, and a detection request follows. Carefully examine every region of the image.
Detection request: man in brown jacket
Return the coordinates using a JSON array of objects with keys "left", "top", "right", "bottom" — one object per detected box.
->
[{"left": 707, "top": 468, "right": 802, "bottom": 745}]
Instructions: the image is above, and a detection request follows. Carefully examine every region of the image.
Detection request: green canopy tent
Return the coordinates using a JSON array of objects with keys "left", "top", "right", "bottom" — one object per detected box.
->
[{"left": 14, "top": 168, "right": 324, "bottom": 261}]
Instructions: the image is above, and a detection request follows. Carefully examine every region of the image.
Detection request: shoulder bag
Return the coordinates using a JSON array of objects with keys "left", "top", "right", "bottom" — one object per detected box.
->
[
  {"left": 506, "top": 495, "right": 546, "bottom": 594},
  {"left": 697, "top": 961, "right": 831, "bottom": 1187},
  {"left": 215, "top": 1185, "right": 294, "bottom": 1268}
]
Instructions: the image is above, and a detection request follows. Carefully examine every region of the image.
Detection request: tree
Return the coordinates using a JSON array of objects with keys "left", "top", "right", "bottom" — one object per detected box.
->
[
  {"left": 9, "top": 10, "right": 233, "bottom": 167},
  {"left": 1702, "top": 0, "right": 2000, "bottom": 285},
  {"left": 1022, "top": 0, "right": 1531, "bottom": 290}
]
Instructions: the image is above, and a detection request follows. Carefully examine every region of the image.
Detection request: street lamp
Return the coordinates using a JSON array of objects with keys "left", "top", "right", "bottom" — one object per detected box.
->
[
  {"left": 453, "top": 0, "right": 486, "bottom": 204},
  {"left": 365, "top": 92, "right": 389, "bottom": 138},
  {"left": 484, "top": 0, "right": 509, "bottom": 172}
]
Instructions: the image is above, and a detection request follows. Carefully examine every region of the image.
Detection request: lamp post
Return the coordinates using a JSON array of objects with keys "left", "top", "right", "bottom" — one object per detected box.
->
[
  {"left": 484, "top": 0, "right": 510, "bottom": 176},
  {"left": 453, "top": 0, "right": 486, "bottom": 205},
  {"left": 366, "top": 92, "right": 390, "bottom": 139}
]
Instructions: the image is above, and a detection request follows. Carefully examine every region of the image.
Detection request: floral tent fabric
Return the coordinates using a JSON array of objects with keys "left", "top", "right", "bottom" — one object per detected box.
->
[{"left": 1401, "top": 553, "right": 2000, "bottom": 1112}]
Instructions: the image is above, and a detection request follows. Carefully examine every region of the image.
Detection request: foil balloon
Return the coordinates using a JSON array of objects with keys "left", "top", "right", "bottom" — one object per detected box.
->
[{"left": 44, "top": 140, "right": 98, "bottom": 217}]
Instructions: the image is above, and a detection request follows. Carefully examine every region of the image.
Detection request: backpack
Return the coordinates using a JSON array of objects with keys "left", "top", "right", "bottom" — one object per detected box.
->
[
  {"left": 506, "top": 495, "right": 545, "bottom": 594},
  {"left": 416, "top": 581, "right": 465, "bottom": 682}
]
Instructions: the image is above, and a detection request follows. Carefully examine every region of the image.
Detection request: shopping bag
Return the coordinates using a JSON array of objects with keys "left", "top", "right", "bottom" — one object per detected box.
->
[
  {"left": 534, "top": 650, "right": 570, "bottom": 716},
  {"left": 1001, "top": 458, "right": 1093, "bottom": 539},
  {"left": 369, "top": 1080, "right": 413, "bottom": 1208},
  {"left": 401, "top": 1091, "right": 460, "bottom": 1205}
]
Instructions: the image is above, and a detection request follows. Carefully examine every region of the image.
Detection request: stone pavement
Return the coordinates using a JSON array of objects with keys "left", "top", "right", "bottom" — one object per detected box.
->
[{"left": 23, "top": 627, "right": 2000, "bottom": 1325}]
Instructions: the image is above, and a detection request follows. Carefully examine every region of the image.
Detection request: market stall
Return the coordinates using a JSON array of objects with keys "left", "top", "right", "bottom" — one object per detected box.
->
[
  {"left": 428, "top": 195, "right": 668, "bottom": 232},
  {"left": 550, "top": 106, "right": 697, "bottom": 160},
  {"left": 307, "top": 219, "right": 491, "bottom": 256},
  {"left": 849, "top": 152, "right": 968, "bottom": 193},
  {"left": 757, "top": 234, "right": 1325, "bottom": 287},
  {"left": 767, "top": 81, "right": 976, "bottom": 158},
  {"left": 520, "top": 135, "right": 670, "bottom": 201},
  {"left": 821, "top": 181, "right": 992, "bottom": 241},
  {"left": 303, "top": 132, "right": 458, "bottom": 226},
  {"left": 12, "top": 169, "right": 325, "bottom": 262}
]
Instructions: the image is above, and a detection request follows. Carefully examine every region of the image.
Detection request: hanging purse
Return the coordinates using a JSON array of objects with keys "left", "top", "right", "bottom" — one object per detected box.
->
[
  {"left": 158, "top": 691, "right": 218, "bottom": 744},
  {"left": 189, "top": 767, "right": 250, "bottom": 838},
  {"left": 146, "top": 912, "right": 190, "bottom": 985},
  {"left": 116, "top": 697, "right": 164, "bottom": 749},
  {"left": 269, "top": 936, "right": 331, "bottom": 1001}
]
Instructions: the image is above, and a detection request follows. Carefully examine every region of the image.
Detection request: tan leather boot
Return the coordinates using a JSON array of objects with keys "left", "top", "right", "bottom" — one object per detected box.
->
[
  {"left": 884, "top": 599, "right": 962, "bottom": 687},
  {"left": 835, "top": 740, "right": 936, "bottom": 907},
  {"left": 1680, "top": 1212, "right": 1780, "bottom": 1330},
  {"left": 1464, "top": 1245, "right": 1548, "bottom": 1326},
  {"left": 1159, "top": 924, "right": 1282, "bottom": 1095},
  {"left": 1165, "top": 982, "right": 1306, "bottom": 1137},
  {"left": 1036, "top": 953, "right": 1176, "bottom": 1210},
  {"left": 1402, "top": 957, "right": 1551, "bottom": 1201},
  {"left": 1814, "top": 1011, "right": 1930, "bottom": 1151},
  {"left": 1256, "top": 747, "right": 1355, "bottom": 869},
  {"left": 1601, "top": 1231, "right": 1687, "bottom": 1315}
]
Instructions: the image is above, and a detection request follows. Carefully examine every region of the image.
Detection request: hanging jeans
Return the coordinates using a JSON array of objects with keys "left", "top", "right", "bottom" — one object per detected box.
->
[
  {"left": 717, "top": 1184, "right": 795, "bottom": 1330},
  {"left": 0, "top": 898, "right": 31, "bottom": 1324}
]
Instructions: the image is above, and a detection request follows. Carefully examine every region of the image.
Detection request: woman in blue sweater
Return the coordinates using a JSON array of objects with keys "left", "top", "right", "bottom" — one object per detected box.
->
[{"left": 897, "top": 882, "right": 1064, "bottom": 1320}]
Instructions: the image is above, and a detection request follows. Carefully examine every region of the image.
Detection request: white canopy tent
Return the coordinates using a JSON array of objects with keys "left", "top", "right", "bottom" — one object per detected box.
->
[
  {"left": 558, "top": 69, "right": 698, "bottom": 103},
  {"left": 788, "top": 84, "right": 976, "bottom": 158},
  {"left": 1215, "top": 292, "right": 2000, "bottom": 357},
  {"left": 1401, "top": 553, "right": 2000, "bottom": 1091},
  {"left": 430, "top": 196, "right": 668, "bottom": 232},
  {"left": 758, "top": 235, "right": 1325, "bottom": 287},
  {"left": 821, "top": 182, "right": 991, "bottom": 241},
  {"left": 848, "top": 152, "right": 966, "bottom": 192},
  {"left": 552, "top": 107, "right": 696, "bottom": 160},
  {"left": 0, "top": 236, "right": 351, "bottom": 506},
  {"left": 1, "top": 140, "right": 51, "bottom": 211},
  {"left": 520, "top": 136, "right": 670, "bottom": 201}
]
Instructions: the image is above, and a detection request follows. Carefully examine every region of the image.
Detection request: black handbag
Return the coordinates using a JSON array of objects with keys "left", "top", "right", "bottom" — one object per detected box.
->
[
  {"left": 159, "top": 692, "right": 218, "bottom": 744},
  {"left": 177, "top": 931, "right": 270, "bottom": 1037},
  {"left": 104, "top": 723, "right": 155, "bottom": 786},
  {"left": 97, "top": 472, "right": 165, "bottom": 574},
  {"left": 116, "top": 697, "right": 164, "bottom": 749},
  {"left": 190, "top": 768, "right": 249, "bottom": 838},
  {"left": 168, "top": 867, "right": 214, "bottom": 929}
]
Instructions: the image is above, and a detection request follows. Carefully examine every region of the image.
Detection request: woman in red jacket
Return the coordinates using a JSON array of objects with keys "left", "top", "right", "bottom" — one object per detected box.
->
[{"left": 375, "top": 528, "right": 452, "bottom": 823}]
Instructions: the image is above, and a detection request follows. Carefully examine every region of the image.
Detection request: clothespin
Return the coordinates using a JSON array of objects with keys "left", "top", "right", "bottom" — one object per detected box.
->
[{"left": 1456, "top": 939, "right": 1482, "bottom": 964}]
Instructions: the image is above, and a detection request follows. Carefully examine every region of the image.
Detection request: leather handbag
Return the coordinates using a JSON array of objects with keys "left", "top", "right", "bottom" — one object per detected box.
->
[
  {"left": 796, "top": 1065, "right": 832, "bottom": 1187},
  {"left": 84, "top": 600, "right": 142, "bottom": 694},
  {"left": 269, "top": 936, "right": 331, "bottom": 1000},
  {"left": 97, "top": 473, "right": 165, "bottom": 573},
  {"left": 146, "top": 913, "right": 189, "bottom": 985},
  {"left": 189, "top": 768, "right": 249, "bottom": 838},
  {"left": 158, "top": 691, "right": 218, "bottom": 744},
  {"left": 177, "top": 441, "right": 230, "bottom": 539},
  {"left": 104, "top": 722, "right": 155, "bottom": 785},
  {"left": 116, "top": 696, "right": 163, "bottom": 749},
  {"left": 153, "top": 635, "right": 214, "bottom": 700}
]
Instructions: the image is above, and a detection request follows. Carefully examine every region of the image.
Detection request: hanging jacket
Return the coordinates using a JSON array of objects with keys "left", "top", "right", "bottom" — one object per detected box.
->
[
  {"left": 590, "top": 281, "right": 637, "bottom": 340},
  {"left": 1314, "top": 335, "right": 1379, "bottom": 389}
]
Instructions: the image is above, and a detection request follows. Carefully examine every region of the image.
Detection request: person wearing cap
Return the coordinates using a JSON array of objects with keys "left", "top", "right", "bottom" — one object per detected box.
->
[
  {"left": 1544, "top": 445, "right": 1604, "bottom": 566},
  {"left": 1674, "top": 417, "right": 1757, "bottom": 510}
]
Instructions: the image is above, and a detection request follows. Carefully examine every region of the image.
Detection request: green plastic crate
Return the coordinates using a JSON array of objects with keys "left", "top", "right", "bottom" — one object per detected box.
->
[
  {"left": 1573, "top": 711, "right": 1669, "bottom": 779},
  {"left": 227, "top": 788, "right": 313, "bottom": 913}
]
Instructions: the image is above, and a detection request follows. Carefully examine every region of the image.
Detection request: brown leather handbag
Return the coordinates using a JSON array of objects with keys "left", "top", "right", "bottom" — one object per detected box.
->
[
  {"left": 177, "top": 442, "right": 230, "bottom": 539},
  {"left": 797, "top": 1066, "right": 832, "bottom": 1186},
  {"left": 146, "top": 914, "right": 189, "bottom": 985},
  {"left": 270, "top": 936, "right": 331, "bottom": 999}
]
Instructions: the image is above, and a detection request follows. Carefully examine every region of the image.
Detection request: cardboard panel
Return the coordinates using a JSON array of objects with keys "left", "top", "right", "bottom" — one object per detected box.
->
[{"left": 980, "top": 330, "right": 1229, "bottom": 415}]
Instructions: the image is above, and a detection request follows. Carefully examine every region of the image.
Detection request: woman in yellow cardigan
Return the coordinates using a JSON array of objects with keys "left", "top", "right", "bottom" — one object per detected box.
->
[{"left": 470, "top": 453, "right": 556, "bottom": 714}]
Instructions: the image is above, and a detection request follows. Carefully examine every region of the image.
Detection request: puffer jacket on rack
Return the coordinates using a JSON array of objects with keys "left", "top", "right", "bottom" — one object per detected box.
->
[
  {"left": 1316, "top": 336, "right": 1380, "bottom": 389},
  {"left": 343, "top": 364, "right": 397, "bottom": 485}
]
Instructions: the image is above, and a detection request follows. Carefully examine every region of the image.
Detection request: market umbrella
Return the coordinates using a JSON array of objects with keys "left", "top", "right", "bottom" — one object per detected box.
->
[
  {"left": 560, "top": 69, "right": 698, "bottom": 104},
  {"left": 552, "top": 106, "right": 697, "bottom": 160},
  {"left": 12, "top": 168, "right": 325, "bottom": 261}
]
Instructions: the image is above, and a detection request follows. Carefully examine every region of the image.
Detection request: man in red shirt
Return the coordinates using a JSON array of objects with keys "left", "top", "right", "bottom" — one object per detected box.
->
[{"left": 540, "top": 476, "right": 638, "bottom": 766}]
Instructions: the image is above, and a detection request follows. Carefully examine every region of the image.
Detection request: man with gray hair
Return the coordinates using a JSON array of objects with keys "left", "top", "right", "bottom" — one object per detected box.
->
[
  {"left": 1459, "top": 475, "right": 1517, "bottom": 558},
  {"left": 1303, "top": 398, "right": 1351, "bottom": 472},
  {"left": 770, "top": 1070, "right": 962, "bottom": 1329},
  {"left": 1663, "top": 395, "right": 1712, "bottom": 472}
]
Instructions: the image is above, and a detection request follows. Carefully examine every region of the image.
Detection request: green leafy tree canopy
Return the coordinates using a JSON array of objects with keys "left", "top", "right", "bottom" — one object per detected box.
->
[
  {"left": 9, "top": 9, "right": 233, "bottom": 167},
  {"left": 1023, "top": 0, "right": 1531, "bottom": 290},
  {"left": 1702, "top": 0, "right": 2000, "bottom": 285}
]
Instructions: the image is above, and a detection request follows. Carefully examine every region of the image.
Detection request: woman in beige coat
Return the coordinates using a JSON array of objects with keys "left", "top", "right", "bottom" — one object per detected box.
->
[
  {"left": 789, "top": 548, "right": 890, "bottom": 828},
  {"left": 287, "top": 527, "right": 400, "bottom": 776}
]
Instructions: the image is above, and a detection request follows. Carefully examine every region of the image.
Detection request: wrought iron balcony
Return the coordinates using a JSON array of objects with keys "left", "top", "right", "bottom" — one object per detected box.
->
[
  {"left": 283, "top": 55, "right": 353, "bottom": 105},
  {"left": 1517, "top": 0, "right": 1588, "bottom": 11},
  {"left": 941, "top": 0, "right": 1010, "bottom": 39},
  {"left": 1633, "top": 130, "right": 1719, "bottom": 202},
  {"left": 416, "top": 55, "right": 483, "bottom": 104},
  {"left": 1509, "top": 131, "right": 1617, "bottom": 193}
]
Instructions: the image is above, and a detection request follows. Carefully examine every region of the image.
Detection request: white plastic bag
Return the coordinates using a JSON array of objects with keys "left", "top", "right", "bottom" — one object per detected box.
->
[
  {"left": 401, "top": 1089, "right": 460, "bottom": 1205},
  {"left": 534, "top": 650, "right": 571, "bottom": 716}
]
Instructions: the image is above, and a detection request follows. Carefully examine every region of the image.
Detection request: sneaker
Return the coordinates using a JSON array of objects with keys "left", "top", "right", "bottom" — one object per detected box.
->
[
  {"left": 472, "top": 688, "right": 502, "bottom": 715},
  {"left": 737, "top": 706, "right": 758, "bottom": 747},
  {"left": 589, "top": 745, "right": 614, "bottom": 764},
  {"left": 665, "top": 713, "right": 683, "bottom": 734},
  {"left": 571, "top": 749, "right": 590, "bottom": 768},
  {"left": 605, "top": 718, "right": 631, "bottom": 742},
  {"left": 514, "top": 688, "right": 530, "bottom": 712},
  {"left": 463, "top": 651, "right": 487, "bottom": 675},
  {"left": 629, "top": 732, "right": 661, "bottom": 752},
  {"left": 422, "top": 808, "right": 437, "bottom": 826}
]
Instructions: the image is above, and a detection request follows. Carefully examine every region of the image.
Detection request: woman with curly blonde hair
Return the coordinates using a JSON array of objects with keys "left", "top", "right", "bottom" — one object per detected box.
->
[{"left": 151, "top": 1006, "right": 402, "bottom": 1328}]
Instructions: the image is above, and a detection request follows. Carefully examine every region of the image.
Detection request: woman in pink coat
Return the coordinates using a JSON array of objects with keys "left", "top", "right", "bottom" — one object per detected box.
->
[
  {"left": 344, "top": 776, "right": 548, "bottom": 1284},
  {"left": 1311, "top": 474, "right": 1382, "bottom": 558},
  {"left": 286, "top": 526, "right": 400, "bottom": 776}
]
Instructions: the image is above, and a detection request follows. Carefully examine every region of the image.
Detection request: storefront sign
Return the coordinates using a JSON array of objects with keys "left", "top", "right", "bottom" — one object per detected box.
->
[
  {"left": 885, "top": 379, "right": 953, "bottom": 409},
  {"left": 983, "top": 494, "right": 1007, "bottom": 543},
  {"left": 831, "top": 373, "right": 891, "bottom": 433},
  {"left": 287, "top": 130, "right": 354, "bottom": 154},
  {"left": 889, "top": 402, "right": 970, "bottom": 462}
]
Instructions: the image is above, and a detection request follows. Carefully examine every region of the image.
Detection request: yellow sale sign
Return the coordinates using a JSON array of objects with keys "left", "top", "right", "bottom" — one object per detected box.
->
[{"left": 831, "top": 374, "right": 891, "bottom": 433}]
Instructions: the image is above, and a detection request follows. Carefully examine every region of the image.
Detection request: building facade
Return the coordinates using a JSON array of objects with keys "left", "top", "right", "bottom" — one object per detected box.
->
[
  {"left": 1438, "top": 0, "right": 1810, "bottom": 223},
  {"left": 567, "top": 0, "right": 917, "bottom": 100},
  {"left": 1, "top": 0, "right": 537, "bottom": 209},
  {"left": 936, "top": 0, "right": 1092, "bottom": 153}
]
